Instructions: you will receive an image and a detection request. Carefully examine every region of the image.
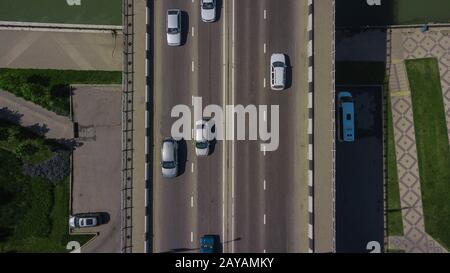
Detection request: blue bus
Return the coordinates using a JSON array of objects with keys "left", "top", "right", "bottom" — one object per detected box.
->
[{"left": 337, "top": 91, "right": 355, "bottom": 142}]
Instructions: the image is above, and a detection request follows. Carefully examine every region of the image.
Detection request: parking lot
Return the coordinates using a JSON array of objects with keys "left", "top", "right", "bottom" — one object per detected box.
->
[
  {"left": 335, "top": 85, "right": 384, "bottom": 253},
  {"left": 71, "top": 84, "right": 121, "bottom": 253}
]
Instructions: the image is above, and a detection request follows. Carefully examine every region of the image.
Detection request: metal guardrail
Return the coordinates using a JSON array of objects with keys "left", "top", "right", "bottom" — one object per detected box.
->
[{"left": 121, "top": 0, "right": 134, "bottom": 253}]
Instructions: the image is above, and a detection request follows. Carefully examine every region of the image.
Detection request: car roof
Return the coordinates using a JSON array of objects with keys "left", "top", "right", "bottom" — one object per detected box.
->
[
  {"left": 340, "top": 98, "right": 355, "bottom": 141},
  {"left": 162, "top": 139, "right": 175, "bottom": 161},
  {"left": 273, "top": 67, "right": 284, "bottom": 85},
  {"left": 167, "top": 9, "right": 180, "bottom": 29},
  {"left": 271, "top": 53, "right": 285, "bottom": 63}
]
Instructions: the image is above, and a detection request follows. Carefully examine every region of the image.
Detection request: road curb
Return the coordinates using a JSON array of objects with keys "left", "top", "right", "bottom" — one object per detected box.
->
[
  {"left": 307, "top": 0, "right": 314, "bottom": 253},
  {"left": 144, "top": 0, "right": 154, "bottom": 253}
]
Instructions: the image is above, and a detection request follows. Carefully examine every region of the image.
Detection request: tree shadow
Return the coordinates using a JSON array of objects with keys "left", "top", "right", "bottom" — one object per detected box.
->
[
  {"left": 53, "top": 138, "right": 84, "bottom": 151},
  {"left": 0, "top": 227, "right": 12, "bottom": 243},
  {"left": 27, "top": 75, "right": 50, "bottom": 87},
  {"left": 26, "top": 123, "right": 49, "bottom": 136},
  {"left": 0, "top": 107, "right": 23, "bottom": 124},
  {"left": 50, "top": 84, "right": 70, "bottom": 99}
]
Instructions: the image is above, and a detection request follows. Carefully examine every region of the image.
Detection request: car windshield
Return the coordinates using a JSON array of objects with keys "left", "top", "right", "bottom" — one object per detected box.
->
[
  {"left": 85, "top": 219, "right": 93, "bottom": 225},
  {"left": 168, "top": 27, "right": 179, "bottom": 34},
  {"left": 346, "top": 113, "right": 352, "bottom": 120},
  {"left": 341, "top": 97, "right": 352, "bottom": 103},
  {"left": 162, "top": 161, "right": 176, "bottom": 169},
  {"left": 203, "top": 2, "right": 214, "bottom": 9},
  {"left": 196, "top": 141, "right": 208, "bottom": 149},
  {"left": 273, "top": 61, "right": 285, "bottom": 67}
]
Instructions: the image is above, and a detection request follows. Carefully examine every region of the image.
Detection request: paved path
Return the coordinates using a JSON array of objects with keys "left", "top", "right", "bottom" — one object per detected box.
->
[
  {"left": 0, "top": 30, "right": 122, "bottom": 70},
  {"left": 399, "top": 28, "right": 450, "bottom": 145},
  {"left": 71, "top": 85, "right": 122, "bottom": 253},
  {"left": 387, "top": 31, "right": 448, "bottom": 252},
  {"left": 0, "top": 89, "right": 73, "bottom": 139}
]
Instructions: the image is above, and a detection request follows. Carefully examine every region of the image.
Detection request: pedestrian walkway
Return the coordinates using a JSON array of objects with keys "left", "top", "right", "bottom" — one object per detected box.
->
[
  {"left": 387, "top": 58, "right": 447, "bottom": 253},
  {"left": 400, "top": 28, "right": 450, "bottom": 145},
  {"left": 0, "top": 89, "right": 73, "bottom": 139}
]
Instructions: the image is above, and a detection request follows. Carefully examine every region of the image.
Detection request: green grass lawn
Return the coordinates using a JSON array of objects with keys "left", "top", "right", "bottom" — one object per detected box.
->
[
  {"left": 0, "top": 0, "right": 121, "bottom": 25},
  {"left": 406, "top": 58, "right": 450, "bottom": 250},
  {"left": 0, "top": 69, "right": 121, "bottom": 116},
  {"left": 386, "top": 93, "right": 404, "bottom": 236},
  {"left": 0, "top": 122, "right": 92, "bottom": 252}
]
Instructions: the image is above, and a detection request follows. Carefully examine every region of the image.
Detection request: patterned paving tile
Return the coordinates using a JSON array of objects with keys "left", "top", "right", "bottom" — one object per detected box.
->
[{"left": 387, "top": 28, "right": 450, "bottom": 253}]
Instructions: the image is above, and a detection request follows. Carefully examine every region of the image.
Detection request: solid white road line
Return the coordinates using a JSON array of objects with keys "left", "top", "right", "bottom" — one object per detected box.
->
[
  {"left": 264, "top": 179, "right": 266, "bottom": 190},
  {"left": 263, "top": 43, "right": 266, "bottom": 54},
  {"left": 191, "top": 232, "right": 194, "bottom": 242},
  {"left": 221, "top": 0, "right": 228, "bottom": 252},
  {"left": 191, "top": 162, "right": 194, "bottom": 173},
  {"left": 231, "top": 0, "right": 236, "bottom": 254},
  {"left": 192, "top": 26, "right": 195, "bottom": 37},
  {"left": 264, "top": 9, "right": 267, "bottom": 20},
  {"left": 263, "top": 145, "right": 266, "bottom": 156},
  {"left": 263, "top": 77, "right": 266, "bottom": 88},
  {"left": 191, "top": 196, "right": 194, "bottom": 208},
  {"left": 192, "top": 60, "right": 195, "bottom": 72},
  {"left": 264, "top": 214, "right": 266, "bottom": 225}
]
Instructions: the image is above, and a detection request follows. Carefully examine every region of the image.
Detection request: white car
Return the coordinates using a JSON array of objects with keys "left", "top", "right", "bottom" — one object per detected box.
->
[
  {"left": 69, "top": 214, "right": 99, "bottom": 228},
  {"left": 161, "top": 137, "right": 178, "bottom": 178},
  {"left": 167, "top": 9, "right": 181, "bottom": 46},
  {"left": 194, "top": 119, "right": 215, "bottom": 156},
  {"left": 201, "top": 0, "right": 216, "bottom": 22},
  {"left": 270, "top": 53, "right": 287, "bottom": 91}
]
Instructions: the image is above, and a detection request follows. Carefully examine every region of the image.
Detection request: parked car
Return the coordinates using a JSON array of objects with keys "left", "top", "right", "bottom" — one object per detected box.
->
[
  {"left": 194, "top": 119, "right": 215, "bottom": 156},
  {"left": 337, "top": 91, "right": 355, "bottom": 142},
  {"left": 69, "top": 214, "right": 99, "bottom": 228},
  {"left": 201, "top": 0, "right": 217, "bottom": 22},
  {"left": 161, "top": 137, "right": 178, "bottom": 178},
  {"left": 200, "top": 235, "right": 220, "bottom": 253},
  {"left": 270, "top": 53, "right": 287, "bottom": 90},
  {"left": 167, "top": 9, "right": 181, "bottom": 46}
]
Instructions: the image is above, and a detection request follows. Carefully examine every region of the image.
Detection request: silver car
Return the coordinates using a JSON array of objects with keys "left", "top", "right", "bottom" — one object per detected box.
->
[
  {"left": 270, "top": 53, "right": 287, "bottom": 91},
  {"left": 161, "top": 137, "right": 178, "bottom": 178},
  {"left": 194, "top": 119, "right": 215, "bottom": 156},
  {"left": 69, "top": 214, "right": 99, "bottom": 229},
  {"left": 201, "top": 0, "right": 216, "bottom": 22},
  {"left": 167, "top": 9, "right": 181, "bottom": 46}
]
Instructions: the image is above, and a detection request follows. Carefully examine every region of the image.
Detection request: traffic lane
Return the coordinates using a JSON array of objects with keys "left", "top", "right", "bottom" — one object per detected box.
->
[
  {"left": 335, "top": 86, "right": 384, "bottom": 253},
  {"left": 153, "top": 0, "right": 198, "bottom": 252},
  {"left": 263, "top": 0, "right": 306, "bottom": 252},
  {"left": 195, "top": 3, "right": 224, "bottom": 250},
  {"left": 233, "top": 0, "right": 267, "bottom": 253}
]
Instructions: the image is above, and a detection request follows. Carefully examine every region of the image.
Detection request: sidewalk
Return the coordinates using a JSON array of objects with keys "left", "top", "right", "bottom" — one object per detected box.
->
[
  {"left": 387, "top": 57, "right": 447, "bottom": 253},
  {"left": 0, "top": 89, "right": 73, "bottom": 139}
]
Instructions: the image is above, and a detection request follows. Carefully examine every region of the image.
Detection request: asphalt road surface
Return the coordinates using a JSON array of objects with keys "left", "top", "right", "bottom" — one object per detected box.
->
[
  {"left": 335, "top": 85, "right": 384, "bottom": 253},
  {"left": 152, "top": 0, "right": 309, "bottom": 253}
]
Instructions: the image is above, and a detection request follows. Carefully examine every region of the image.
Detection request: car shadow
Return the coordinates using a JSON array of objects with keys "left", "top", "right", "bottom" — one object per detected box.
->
[
  {"left": 181, "top": 11, "right": 189, "bottom": 46},
  {"left": 285, "top": 54, "right": 293, "bottom": 90},
  {"left": 215, "top": 0, "right": 223, "bottom": 22},
  {"left": 177, "top": 138, "right": 187, "bottom": 176},
  {"left": 98, "top": 212, "right": 111, "bottom": 225}
]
